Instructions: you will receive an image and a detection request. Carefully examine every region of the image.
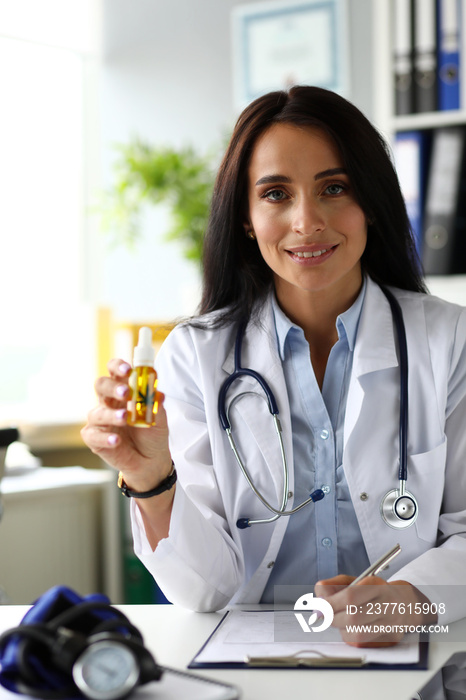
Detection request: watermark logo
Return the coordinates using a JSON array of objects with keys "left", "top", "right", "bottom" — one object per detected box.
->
[{"left": 294, "top": 593, "right": 334, "bottom": 633}]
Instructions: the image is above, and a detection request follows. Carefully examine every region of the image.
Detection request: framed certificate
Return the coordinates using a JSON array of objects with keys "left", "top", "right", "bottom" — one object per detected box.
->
[{"left": 232, "top": 0, "right": 349, "bottom": 109}]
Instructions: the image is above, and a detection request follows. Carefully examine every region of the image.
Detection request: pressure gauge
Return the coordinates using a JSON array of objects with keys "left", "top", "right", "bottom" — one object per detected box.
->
[{"left": 72, "top": 640, "right": 140, "bottom": 700}]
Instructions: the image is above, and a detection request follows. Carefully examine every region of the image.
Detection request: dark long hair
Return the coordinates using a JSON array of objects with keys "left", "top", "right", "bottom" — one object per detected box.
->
[{"left": 199, "top": 86, "right": 427, "bottom": 325}]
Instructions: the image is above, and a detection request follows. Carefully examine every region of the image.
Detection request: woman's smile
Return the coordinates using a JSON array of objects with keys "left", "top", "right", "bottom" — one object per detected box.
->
[{"left": 285, "top": 244, "right": 339, "bottom": 263}]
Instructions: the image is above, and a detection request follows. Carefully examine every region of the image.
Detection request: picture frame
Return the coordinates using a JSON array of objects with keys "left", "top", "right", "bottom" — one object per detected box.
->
[{"left": 232, "top": 0, "right": 349, "bottom": 109}]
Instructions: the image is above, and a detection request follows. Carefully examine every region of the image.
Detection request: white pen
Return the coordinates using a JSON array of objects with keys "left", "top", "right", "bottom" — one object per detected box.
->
[{"left": 348, "top": 543, "right": 402, "bottom": 587}]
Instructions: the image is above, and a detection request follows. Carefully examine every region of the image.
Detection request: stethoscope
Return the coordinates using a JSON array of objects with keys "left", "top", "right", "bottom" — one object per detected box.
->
[{"left": 218, "top": 286, "right": 418, "bottom": 531}]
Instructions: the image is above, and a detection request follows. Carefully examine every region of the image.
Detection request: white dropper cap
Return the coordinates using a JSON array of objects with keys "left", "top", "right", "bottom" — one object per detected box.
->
[{"left": 133, "top": 327, "right": 155, "bottom": 367}]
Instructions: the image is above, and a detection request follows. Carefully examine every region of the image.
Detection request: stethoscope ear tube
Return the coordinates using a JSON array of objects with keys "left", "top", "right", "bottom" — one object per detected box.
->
[{"left": 218, "top": 322, "right": 279, "bottom": 432}]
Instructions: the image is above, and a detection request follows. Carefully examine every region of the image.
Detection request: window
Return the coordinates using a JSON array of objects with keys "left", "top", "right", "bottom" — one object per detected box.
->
[{"left": 0, "top": 2, "right": 100, "bottom": 425}]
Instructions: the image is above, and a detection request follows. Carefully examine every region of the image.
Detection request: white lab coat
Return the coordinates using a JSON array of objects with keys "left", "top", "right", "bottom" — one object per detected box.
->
[{"left": 131, "top": 277, "right": 466, "bottom": 620}]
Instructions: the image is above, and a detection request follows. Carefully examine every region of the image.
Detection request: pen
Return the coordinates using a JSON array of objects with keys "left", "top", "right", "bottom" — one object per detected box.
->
[{"left": 348, "top": 543, "right": 401, "bottom": 587}]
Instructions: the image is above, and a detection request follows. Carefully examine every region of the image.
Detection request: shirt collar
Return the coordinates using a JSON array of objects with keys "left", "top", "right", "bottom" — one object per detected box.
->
[{"left": 272, "top": 277, "right": 367, "bottom": 360}]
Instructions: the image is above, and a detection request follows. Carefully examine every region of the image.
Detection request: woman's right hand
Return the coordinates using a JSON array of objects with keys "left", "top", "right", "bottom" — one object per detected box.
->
[{"left": 81, "top": 359, "right": 173, "bottom": 494}]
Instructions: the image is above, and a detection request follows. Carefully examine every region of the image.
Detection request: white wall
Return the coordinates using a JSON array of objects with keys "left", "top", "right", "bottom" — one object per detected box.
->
[{"left": 98, "top": 0, "right": 374, "bottom": 323}]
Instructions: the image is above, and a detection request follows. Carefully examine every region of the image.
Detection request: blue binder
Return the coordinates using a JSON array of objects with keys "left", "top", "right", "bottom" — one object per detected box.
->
[
  {"left": 437, "top": 0, "right": 461, "bottom": 111},
  {"left": 394, "top": 130, "right": 431, "bottom": 262}
]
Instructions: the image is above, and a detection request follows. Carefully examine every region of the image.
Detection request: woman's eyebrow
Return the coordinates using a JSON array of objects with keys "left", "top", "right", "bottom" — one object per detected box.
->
[
  {"left": 314, "top": 167, "right": 347, "bottom": 180},
  {"left": 254, "top": 174, "right": 292, "bottom": 186},
  {"left": 255, "top": 168, "right": 347, "bottom": 186}
]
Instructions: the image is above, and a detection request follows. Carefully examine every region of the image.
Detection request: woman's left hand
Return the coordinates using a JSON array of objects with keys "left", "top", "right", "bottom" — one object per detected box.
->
[{"left": 314, "top": 575, "right": 437, "bottom": 647}]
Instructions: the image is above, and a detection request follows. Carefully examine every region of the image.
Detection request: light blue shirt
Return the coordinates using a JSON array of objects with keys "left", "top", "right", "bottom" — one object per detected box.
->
[{"left": 261, "top": 280, "right": 370, "bottom": 603}]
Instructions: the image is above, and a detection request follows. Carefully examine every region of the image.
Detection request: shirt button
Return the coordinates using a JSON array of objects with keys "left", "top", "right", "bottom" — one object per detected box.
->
[
  {"left": 321, "top": 485, "right": 331, "bottom": 494},
  {"left": 360, "top": 492, "right": 369, "bottom": 501},
  {"left": 320, "top": 429, "right": 330, "bottom": 440},
  {"left": 322, "top": 538, "right": 332, "bottom": 548}
]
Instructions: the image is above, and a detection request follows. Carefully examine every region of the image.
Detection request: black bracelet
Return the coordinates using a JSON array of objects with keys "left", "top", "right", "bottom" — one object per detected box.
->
[{"left": 118, "top": 464, "right": 177, "bottom": 499}]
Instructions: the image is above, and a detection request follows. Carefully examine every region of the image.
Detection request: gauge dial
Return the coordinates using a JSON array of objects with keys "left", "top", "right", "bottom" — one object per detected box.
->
[{"left": 72, "top": 640, "right": 140, "bottom": 700}]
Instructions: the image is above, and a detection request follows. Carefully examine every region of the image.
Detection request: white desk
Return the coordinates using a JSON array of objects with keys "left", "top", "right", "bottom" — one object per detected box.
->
[{"left": 0, "top": 604, "right": 465, "bottom": 700}]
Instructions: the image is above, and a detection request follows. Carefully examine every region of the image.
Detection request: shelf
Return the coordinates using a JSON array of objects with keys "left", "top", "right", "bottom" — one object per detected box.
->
[
  {"left": 372, "top": 2, "right": 466, "bottom": 136},
  {"left": 371, "top": 0, "right": 466, "bottom": 299},
  {"left": 425, "top": 276, "right": 466, "bottom": 306},
  {"left": 393, "top": 110, "right": 466, "bottom": 133}
]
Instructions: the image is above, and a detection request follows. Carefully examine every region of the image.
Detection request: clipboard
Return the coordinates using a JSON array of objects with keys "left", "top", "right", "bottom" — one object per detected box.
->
[{"left": 188, "top": 610, "right": 429, "bottom": 671}]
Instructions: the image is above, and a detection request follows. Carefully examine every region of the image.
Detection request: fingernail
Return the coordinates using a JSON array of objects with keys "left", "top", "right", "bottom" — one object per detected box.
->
[
  {"left": 116, "top": 385, "right": 128, "bottom": 399},
  {"left": 119, "top": 362, "right": 131, "bottom": 375},
  {"left": 107, "top": 434, "right": 118, "bottom": 446},
  {"left": 115, "top": 409, "right": 127, "bottom": 421}
]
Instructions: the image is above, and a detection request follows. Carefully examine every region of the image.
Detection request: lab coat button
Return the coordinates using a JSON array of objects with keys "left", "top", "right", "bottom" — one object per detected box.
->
[
  {"left": 287, "top": 491, "right": 293, "bottom": 499},
  {"left": 267, "top": 561, "right": 275, "bottom": 568},
  {"left": 320, "top": 429, "right": 330, "bottom": 440},
  {"left": 360, "top": 492, "right": 369, "bottom": 501}
]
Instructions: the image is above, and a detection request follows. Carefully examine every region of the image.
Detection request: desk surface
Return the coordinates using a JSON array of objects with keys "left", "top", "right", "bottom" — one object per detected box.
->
[{"left": 1, "top": 604, "right": 465, "bottom": 700}]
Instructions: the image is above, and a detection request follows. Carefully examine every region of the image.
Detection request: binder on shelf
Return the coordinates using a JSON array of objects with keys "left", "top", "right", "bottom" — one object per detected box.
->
[
  {"left": 437, "top": 0, "right": 461, "bottom": 110},
  {"left": 461, "top": 0, "right": 466, "bottom": 110},
  {"left": 413, "top": 0, "right": 438, "bottom": 112},
  {"left": 393, "top": 0, "right": 415, "bottom": 115},
  {"left": 394, "top": 130, "right": 431, "bottom": 261},
  {"left": 422, "top": 126, "right": 466, "bottom": 274}
]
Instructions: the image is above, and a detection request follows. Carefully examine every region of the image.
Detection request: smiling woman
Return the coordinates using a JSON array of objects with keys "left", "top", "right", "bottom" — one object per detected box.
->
[
  {"left": 245, "top": 124, "right": 368, "bottom": 328},
  {"left": 243, "top": 123, "right": 369, "bottom": 389},
  {"left": 198, "top": 87, "right": 426, "bottom": 332},
  {"left": 81, "top": 86, "right": 466, "bottom": 642}
]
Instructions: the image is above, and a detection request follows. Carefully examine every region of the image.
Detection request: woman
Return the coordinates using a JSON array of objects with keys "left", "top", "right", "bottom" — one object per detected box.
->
[{"left": 82, "top": 87, "right": 466, "bottom": 645}]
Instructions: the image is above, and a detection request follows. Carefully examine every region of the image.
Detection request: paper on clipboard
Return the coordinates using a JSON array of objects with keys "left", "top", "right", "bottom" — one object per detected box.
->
[{"left": 189, "top": 610, "right": 424, "bottom": 669}]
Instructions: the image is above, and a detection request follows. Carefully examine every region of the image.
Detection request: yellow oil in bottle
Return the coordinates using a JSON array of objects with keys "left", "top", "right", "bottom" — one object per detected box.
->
[
  {"left": 126, "top": 327, "right": 158, "bottom": 427},
  {"left": 127, "top": 365, "right": 158, "bottom": 427}
]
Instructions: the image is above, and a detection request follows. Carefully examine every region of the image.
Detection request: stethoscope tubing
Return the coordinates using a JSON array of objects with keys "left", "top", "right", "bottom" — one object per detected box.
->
[
  {"left": 381, "top": 287, "right": 408, "bottom": 484},
  {"left": 218, "top": 322, "right": 279, "bottom": 431},
  {"left": 225, "top": 398, "right": 324, "bottom": 523}
]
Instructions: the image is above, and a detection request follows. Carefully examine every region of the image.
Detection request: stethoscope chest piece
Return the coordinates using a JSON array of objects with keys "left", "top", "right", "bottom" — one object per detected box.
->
[{"left": 381, "top": 488, "right": 418, "bottom": 529}]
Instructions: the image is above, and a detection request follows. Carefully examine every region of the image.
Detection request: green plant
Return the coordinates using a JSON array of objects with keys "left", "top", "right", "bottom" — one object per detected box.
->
[{"left": 99, "top": 140, "right": 217, "bottom": 263}]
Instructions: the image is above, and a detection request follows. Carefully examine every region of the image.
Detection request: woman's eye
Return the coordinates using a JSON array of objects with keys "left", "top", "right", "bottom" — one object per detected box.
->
[
  {"left": 325, "top": 183, "right": 346, "bottom": 195},
  {"left": 263, "top": 189, "right": 287, "bottom": 201}
]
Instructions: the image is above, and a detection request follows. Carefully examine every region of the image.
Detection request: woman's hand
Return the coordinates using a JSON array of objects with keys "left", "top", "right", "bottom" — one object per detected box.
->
[
  {"left": 314, "top": 575, "right": 437, "bottom": 647},
  {"left": 81, "top": 359, "right": 173, "bottom": 493}
]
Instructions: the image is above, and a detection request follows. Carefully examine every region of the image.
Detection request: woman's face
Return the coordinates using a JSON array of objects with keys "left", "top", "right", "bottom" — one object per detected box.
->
[{"left": 245, "top": 122, "right": 368, "bottom": 310}]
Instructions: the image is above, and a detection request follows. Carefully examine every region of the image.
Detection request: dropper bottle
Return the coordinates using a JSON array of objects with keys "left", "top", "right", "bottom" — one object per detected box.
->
[{"left": 127, "top": 327, "right": 158, "bottom": 427}]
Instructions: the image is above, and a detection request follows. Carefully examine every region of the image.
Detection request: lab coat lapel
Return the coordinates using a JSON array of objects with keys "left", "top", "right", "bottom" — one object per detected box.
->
[
  {"left": 343, "top": 279, "right": 403, "bottom": 560},
  {"left": 344, "top": 278, "right": 399, "bottom": 444},
  {"left": 221, "top": 296, "right": 294, "bottom": 502}
]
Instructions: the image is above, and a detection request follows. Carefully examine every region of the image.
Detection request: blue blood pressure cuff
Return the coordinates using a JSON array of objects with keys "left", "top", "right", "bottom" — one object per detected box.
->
[{"left": 0, "top": 585, "right": 161, "bottom": 699}]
